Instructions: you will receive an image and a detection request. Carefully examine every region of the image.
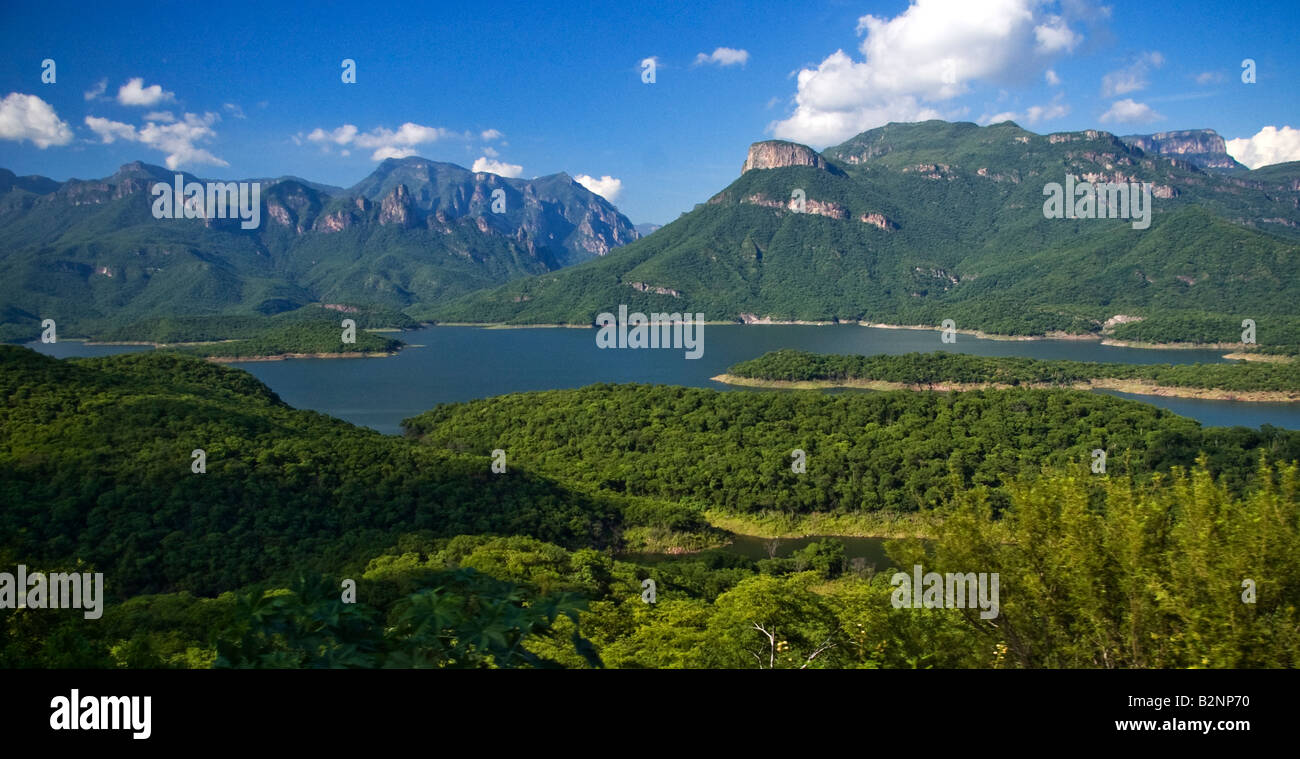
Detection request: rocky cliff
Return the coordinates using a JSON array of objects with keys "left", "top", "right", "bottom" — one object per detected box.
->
[
  {"left": 742, "top": 140, "right": 828, "bottom": 173},
  {"left": 1120, "top": 129, "right": 1246, "bottom": 171}
]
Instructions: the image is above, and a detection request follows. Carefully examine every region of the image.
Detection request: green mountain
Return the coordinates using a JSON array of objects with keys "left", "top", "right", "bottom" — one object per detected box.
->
[
  {"left": 0, "top": 157, "right": 638, "bottom": 341},
  {"left": 429, "top": 121, "right": 1300, "bottom": 343}
]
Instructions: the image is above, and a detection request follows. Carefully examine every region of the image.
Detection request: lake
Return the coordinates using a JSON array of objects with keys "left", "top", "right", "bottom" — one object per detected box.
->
[{"left": 29, "top": 324, "right": 1300, "bottom": 433}]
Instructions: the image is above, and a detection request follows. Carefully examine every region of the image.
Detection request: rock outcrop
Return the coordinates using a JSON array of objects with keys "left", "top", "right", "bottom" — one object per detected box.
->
[
  {"left": 742, "top": 140, "right": 828, "bottom": 173},
  {"left": 1120, "top": 129, "right": 1246, "bottom": 171}
]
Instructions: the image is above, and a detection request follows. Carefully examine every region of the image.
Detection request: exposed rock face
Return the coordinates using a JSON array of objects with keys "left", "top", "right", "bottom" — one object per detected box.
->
[
  {"left": 379, "top": 183, "right": 415, "bottom": 227},
  {"left": 1119, "top": 129, "right": 1246, "bottom": 171},
  {"left": 314, "top": 210, "right": 352, "bottom": 233},
  {"left": 628, "top": 281, "right": 681, "bottom": 298},
  {"left": 742, "top": 140, "right": 828, "bottom": 173},
  {"left": 860, "top": 212, "right": 897, "bottom": 231}
]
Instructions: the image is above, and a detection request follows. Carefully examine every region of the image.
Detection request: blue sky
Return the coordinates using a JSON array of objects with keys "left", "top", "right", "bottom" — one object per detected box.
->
[{"left": 1, "top": 0, "right": 1297, "bottom": 224}]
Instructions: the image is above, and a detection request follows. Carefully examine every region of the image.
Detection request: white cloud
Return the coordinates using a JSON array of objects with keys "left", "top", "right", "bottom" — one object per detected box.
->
[
  {"left": 85, "top": 111, "right": 227, "bottom": 169},
  {"left": 480, "top": 128, "right": 503, "bottom": 141},
  {"left": 372, "top": 146, "right": 418, "bottom": 160},
  {"left": 1100, "top": 51, "right": 1163, "bottom": 97},
  {"left": 694, "top": 47, "right": 750, "bottom": 67},
  {"left": 481, "top": 145, "right": 499, "bottom": 157},
  {"left": 116, "top": 77, "right": 175, "bottom": 107},
  {"left": 1098, "top": 98, "right": 1163, "bottom": 125},
  {"left": 1045, "top": 68, "right": 1061, "bottom": 86},
  {"left": 143, "top": 111, "right": 176, "bottom": 123},
  {"left": 574, "top": 174, "right": 623, "bottom": 202},
  {"left": 305, "top": 121, "right": 454, "bottom": 160},
  {"left": 471, "top": 156, "right": 524, "bottom": 177},
  {"left": 1195, "top": 71, "right": 1225, "bottom": 85},
  {"left": 770, "top": 0, "right": 1086, "bottom": 147},
  {"left": 83, "top": 78, "right": 107, "bottom": 101},
  {"left": 978, "top": 93, "right": 1069, "bottom": 126},
  {"left": 307, "top": 124, "right": 358, "bottom": 146},
  {"left": 1034, "top": 15, "right": 1080, "bottom": 54},
  {"left": 84, "top": 116, "right": 137, "bottom": 142},
  {"left": 1226, "top": 126, "right": 1300, "bottom": 169},
  {"left": 0, "top": 93, "right": 74, "bottom": 148},
  {"left": 223, "top": 103, "right": 246, "bottom": 119},
  {"left": 1025, "top": 95, "right": 1070, "bottom": 124}
]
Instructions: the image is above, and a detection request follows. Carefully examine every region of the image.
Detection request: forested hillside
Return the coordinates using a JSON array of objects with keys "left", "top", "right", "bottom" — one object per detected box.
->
[
  {"left": 430, "top": 121, "right": 1300, "bottom": 346},
  {"left": 724, "top": 350, "right": 1300, "bottom": 395},
  {"left": 4, "top": 348, "right": 1298, "bottom": 668},
  {"left": 0, "top": 158, "right": 637, "bottom": 342}
]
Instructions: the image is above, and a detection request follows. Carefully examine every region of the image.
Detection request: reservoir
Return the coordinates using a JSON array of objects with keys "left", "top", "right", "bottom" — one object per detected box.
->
[{"left": 30, "top": 324, "right": 1300, "bottom": 433}]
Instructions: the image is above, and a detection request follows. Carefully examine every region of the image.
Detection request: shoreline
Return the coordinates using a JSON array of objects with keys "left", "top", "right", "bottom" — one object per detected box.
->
[
  {"left": 207, "top": 351, "right": 399, "bottom": 363},
  {"left": 425, "top": 319, "right": 1281, "bottom": 358},
  {"left": 711, "top": 373, "right": 1300, "bottom": 403}
]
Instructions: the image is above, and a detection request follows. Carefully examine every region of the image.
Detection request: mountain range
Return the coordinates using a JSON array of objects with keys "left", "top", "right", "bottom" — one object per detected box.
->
[
  {"left": 2, "top": 121, "right": 1299, "bottom": 345},
  {"left": 0, "top": 157, "right": 637, "bottom": 340},
  {"left": 429, "top": 120, "right": 1300, "bottom": 343}
]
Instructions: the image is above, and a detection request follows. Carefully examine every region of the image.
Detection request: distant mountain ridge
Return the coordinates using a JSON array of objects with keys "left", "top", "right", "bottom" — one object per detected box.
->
[
  {"left": 1119, "top": 129, "right": 1246, "bottom": 172},
  {"left": 430, "top": 120, "right": 1300, "bottom": 343},
  {"left": 0, "top": 157, "right": 638, "bottom": 340}
]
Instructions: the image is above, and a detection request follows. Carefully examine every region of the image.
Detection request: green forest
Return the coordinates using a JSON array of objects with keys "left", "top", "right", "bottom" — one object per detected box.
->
[
  {"left": 3, "top": 346, "right": 1299, "bottom": 668},
  {"left": 726, "top": 349, "right": 1300, "bottom": 393}
]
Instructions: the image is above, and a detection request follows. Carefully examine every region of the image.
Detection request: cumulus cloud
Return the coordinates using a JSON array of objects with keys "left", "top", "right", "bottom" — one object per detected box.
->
[
  {"left": 85, "top": 111, "right": 227, "bottom": 168},
  {"left": 471, "top": 156, "right": 523, "bottom": 177},
  {"left": 1226, "top": 126, "right": 1300, "bottom": 169},
  {"left": 480, "top": 128, "right": 503, "bottom": 141},
  {"left": 1098, "top": 98, "right": 1162, "bottom": 125},
  {"left": 1033, "top": 15, "right": 1080, "bottom": 54},
  {"left": 116, "top": 77, "right": 175, "bottom": 107},
  {"left": 481, "top": 145, "right": 499, "bottom": 157},
  {"left": 83, "top": 78, "right": 107, "bottom": 101},
  {"left": 770, "top": 0, "right": 1086, "bottom": 147},
  {"left": 305, "top": 122, "right": 454, "bottom": 160},
  {"left": 1045, "top": 68, "right": 1061, "bottom": 86},
  {"left": 694, "top": 47, "right": 750, "bottom": 67},
  {"left": 372, "top": 146, "right": 418, "bottom": 160},
  {"left": 143, "top": 111, "right": 176, "bottom": 122},
  {"left": 1100, "top": 51, "right": 1163, "bottom": 97},
  {"left": 0, "top": 93, "right": 74, "bottom": 148},
  {"left": 979, "top": 93, "right": 1069, "bottom": 126},
  {"left": 574, "top": 174, "right": 623, "bottom": 202}
]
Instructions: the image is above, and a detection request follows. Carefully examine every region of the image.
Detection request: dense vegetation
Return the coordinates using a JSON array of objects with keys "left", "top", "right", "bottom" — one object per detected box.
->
[
  {"left": 406, "top": 383, "right": 1300, "bottom": 515},
  {"left": 166, "top": 321, "right": 402, "bottom": 359},
  {"left": 96, "top": 304, "right": 419, "bottom": 343},
  {"left": 429, "top": 122, "right": 1300, "bottom": 347},
  {"left": 3, "top": 348, "right": 1298, "bottom": 668},
  {"left": 1107, "top": 311, "right": 1300, "bottom": 354},
  {"left": 726, "top": 350, "right": 1300, "bottom": 393},
  {"left": 0, "top": 158, "right": 635, "bottom": 342},
  {"left": 0, "top": 346, "right": 639, "bottom": 596},
  {"left": 7, "top": 469, "right": 1296, "bottom": 669}
]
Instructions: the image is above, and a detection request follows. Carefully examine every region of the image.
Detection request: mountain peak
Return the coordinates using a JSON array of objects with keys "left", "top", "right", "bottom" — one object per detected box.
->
[
  {"left": 1119, "top": 129, "right": 1245, "bottom": 171},
  {"left": 742, "top": 140, "right": 827, "bottom": 174}
]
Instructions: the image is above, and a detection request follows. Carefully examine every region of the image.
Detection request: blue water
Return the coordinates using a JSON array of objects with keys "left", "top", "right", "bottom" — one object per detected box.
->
[{"left": 30, "top": 325, "right": 1300, "bottom": 433}]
